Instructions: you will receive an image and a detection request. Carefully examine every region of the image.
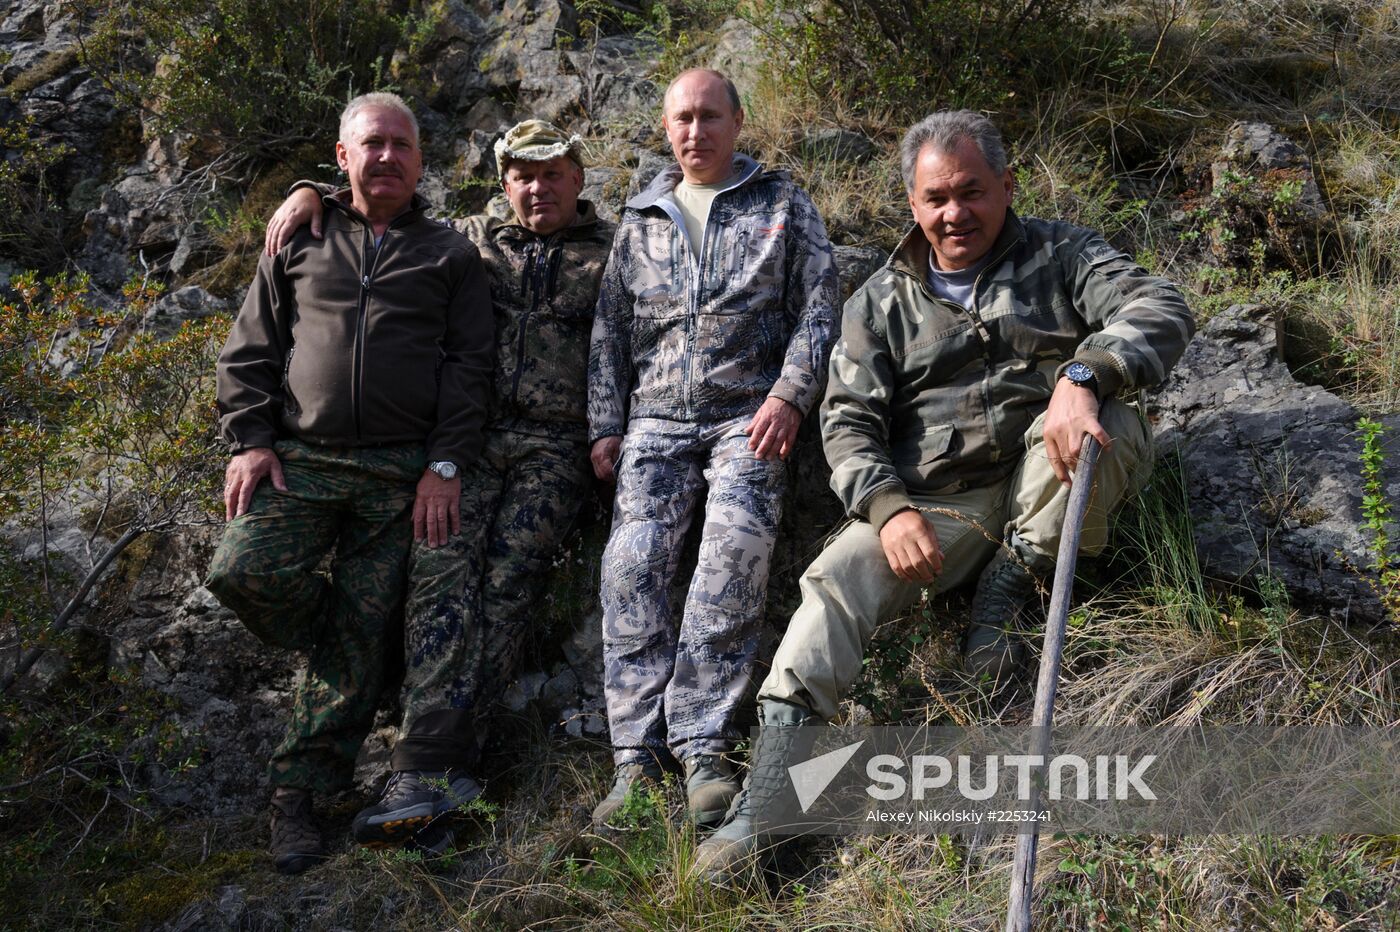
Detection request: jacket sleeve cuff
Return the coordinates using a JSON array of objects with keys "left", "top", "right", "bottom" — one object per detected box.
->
[
  {"left": 588, "top": 426, "right": 623, "bottom": 444},
  {"left": 1055, "top": 349, "right": 1125, "bottom": 400},
  {"left": 864, "top": 486, "right": 916, "bottom": 531},
  {"left": 227, "top": 436, "right": 276, "bottom": 454},
  {"left": 768, "top": 380, "right": 815, "bottom": 416},
  {"left": 287, "top": 179, "right": 334, "bottom": 198}
]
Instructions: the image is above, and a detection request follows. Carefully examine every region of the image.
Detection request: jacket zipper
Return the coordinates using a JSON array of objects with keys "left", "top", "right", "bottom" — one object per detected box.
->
[
  {"left": 511, "top": 233, "right": 558, "bottom": 406},
  {"left": 967, "top": 237, "right": 1020, "bottom": 464},
  {"left": 353, "top": 227, "right": 389, "bottom": 441}
]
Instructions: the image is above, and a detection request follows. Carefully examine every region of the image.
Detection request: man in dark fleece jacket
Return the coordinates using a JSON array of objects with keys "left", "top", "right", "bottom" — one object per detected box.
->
[
  {"left": 204, "top": 92, "right": 493, "bottom": 876},
  {"left": 265, "top": 119, "right": 616, "bottom": 857}
]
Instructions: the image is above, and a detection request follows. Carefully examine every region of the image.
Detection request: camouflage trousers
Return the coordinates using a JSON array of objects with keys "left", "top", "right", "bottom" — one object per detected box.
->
[
  {"left": 601, "top": 415, "right": 787, "bottom": 767},
  {"left": 204, "top": 439, "right": 424, "bottom": 793},
  {"left": 394, "top": 424, "right": 592, "bottom": 771}
]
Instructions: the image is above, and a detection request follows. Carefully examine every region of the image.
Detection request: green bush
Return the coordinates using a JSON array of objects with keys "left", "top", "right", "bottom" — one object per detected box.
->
[
  {"left": 0, "top": 116, "right": 72, "bottom": 270},
  {"left": 74, "top": 0, "right": 409, "bottom": 164},
  {"left": 757, "top": 0, "right": 1137, "bottom": 120},
  {"left": 0, "top": 272, "right": 227, "bottom": 692}
]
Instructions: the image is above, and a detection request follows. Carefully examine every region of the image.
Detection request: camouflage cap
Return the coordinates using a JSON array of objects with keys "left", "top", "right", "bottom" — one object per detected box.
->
[{"left": 493, "top": 119, "right": 585, "bottom": 177}]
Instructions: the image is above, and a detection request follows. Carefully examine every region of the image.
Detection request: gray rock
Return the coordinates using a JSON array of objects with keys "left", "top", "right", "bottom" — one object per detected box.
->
[
  {"left": 832, "top": 244, "right": 887, "bottom": 302},
  {"left": 798, "top": 128, "right": 878, "bottom": 165},
  {"left": 1149, "top": 303, "right": 1399, "bottom": 625},
  {"left": 708, "top": 18, "right": 763, "bottom": 100},
  {"left": 140, "top": 285, "right": 228, "bottom": 338}
]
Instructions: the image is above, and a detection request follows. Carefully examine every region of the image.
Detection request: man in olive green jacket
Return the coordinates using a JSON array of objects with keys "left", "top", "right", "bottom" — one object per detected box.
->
[{"left": 696, "top": 108, "right": 1194, "bottom": 878}]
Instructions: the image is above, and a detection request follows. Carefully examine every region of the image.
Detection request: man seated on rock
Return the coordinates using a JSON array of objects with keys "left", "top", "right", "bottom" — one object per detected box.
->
[
  {"left": 694, "top": 109, "right": 1195, "bottom": 878},
  {"left": 205, "top": 92, "right": 493, "bottom": 875},
  {"left": 264, "top": 120, "right": 615, "bottom": 853},
  {"left": 587, "top": 68, "right": 839, "bottom": 828}
]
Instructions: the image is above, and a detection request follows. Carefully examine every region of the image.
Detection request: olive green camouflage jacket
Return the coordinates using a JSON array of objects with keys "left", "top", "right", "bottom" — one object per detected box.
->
[
  {"left": 460, "top": 201, "right": 615, "bottom": 438},
  {"left": 824, "top": 210, "right": 1195, "bottom": 529}
]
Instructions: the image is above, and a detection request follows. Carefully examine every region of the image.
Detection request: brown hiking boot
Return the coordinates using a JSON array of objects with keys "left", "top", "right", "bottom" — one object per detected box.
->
[
  {"left": 683, "top": 754, "right": 740, "bottom": 829},
  {"left": 268, "top": 787, "right": 326, "bottom": 875},
  {"left": 591, "top": 760, "right": 664, "bottom": 827}
]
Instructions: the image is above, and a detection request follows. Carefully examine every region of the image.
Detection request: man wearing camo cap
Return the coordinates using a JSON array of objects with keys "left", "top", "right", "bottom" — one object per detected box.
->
[{"left": 266, "top": 117, "right": 615, "bottom": 854}]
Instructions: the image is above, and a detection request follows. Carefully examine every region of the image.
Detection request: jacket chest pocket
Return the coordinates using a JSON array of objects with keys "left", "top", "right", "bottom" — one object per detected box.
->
[{"left": 892, "top": 423, "right": 957, "bottom": 487}]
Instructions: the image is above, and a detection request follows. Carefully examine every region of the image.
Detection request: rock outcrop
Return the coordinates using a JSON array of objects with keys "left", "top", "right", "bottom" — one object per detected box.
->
[{"left": 1150, "top": 303, "right": 1399, "bottom": 625}]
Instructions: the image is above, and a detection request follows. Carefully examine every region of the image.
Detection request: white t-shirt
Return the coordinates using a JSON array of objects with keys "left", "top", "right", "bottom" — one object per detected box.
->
[{"left": 672, "top": 172, "right": 742, "bottom": 259}]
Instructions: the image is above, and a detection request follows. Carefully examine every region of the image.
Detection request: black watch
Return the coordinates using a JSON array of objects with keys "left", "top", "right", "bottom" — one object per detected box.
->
[{"left": 1063, "top": 361, "right": 1098, "bottom": 397}]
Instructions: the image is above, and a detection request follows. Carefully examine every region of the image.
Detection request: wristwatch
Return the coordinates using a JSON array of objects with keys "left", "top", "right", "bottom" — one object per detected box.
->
[
  {"left": 428, "top": 460, "right": 459, "bottom": 481},
  {"left": 1062, "top": 361, "right": 1098, "bottom": 397}
]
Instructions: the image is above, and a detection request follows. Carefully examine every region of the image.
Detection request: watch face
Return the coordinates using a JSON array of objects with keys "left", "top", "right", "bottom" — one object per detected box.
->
[
  {"left": 431, "top": 462, "right": 458, "bottom": 480},
  {"left": 1066, "top": 362, "right": 1094, "bottom": 384}
]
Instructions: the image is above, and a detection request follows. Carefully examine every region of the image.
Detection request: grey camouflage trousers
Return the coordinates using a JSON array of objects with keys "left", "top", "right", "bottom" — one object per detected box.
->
[
  {"left": 601, "top": 415, "right": 787, "bottom": 766},
  {"left": 396, "top": 424, "right": 591, "bottom": 770}
]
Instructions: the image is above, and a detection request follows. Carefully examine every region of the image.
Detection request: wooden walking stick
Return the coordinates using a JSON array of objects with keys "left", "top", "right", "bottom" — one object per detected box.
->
[{"left": 1005, "top": 434, "right": 1102, "bottom": 932}]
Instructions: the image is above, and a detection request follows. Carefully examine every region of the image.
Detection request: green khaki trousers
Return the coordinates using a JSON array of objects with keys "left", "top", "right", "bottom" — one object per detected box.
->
[
  {"left": 759, "top": 400, "right": 1151, "bottom": 721},
  {"left": 205, "top": 440, "right": 424, "bottom": 793}
]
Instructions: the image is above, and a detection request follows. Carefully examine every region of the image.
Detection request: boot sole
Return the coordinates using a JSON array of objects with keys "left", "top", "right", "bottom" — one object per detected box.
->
[
  {"left": 353, "top": 789, "right": 481, "bottom": 848},
  {"left": 355, "top": 813, "right": 437, "bottom": 848}
]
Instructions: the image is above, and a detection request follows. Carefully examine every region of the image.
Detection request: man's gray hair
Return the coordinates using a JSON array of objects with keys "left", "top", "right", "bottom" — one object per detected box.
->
[
  {"left": 900, "top": 110, "right": 1007, "bottom": 191},
  {"left": 664, "top": 68, "right": 742, "bottom": 115},
  {"left": 339, "top": 92, "right": 419, "bottom": 146}
]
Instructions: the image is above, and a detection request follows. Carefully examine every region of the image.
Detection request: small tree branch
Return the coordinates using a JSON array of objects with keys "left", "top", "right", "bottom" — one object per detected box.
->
[{"left": 1, "top": 524, "right": 143, "bottom": 694}]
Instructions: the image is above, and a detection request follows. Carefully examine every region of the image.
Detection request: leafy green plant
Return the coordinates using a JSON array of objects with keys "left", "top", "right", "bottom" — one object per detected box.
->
[
  {"left": 0, "top": 116, "right": 73, "bottom": 270},
  {"left": 1357, "top": 416, "right": 1399, "bottom": 620},
  {"left": 755, "top": 0, "right": 1137, "bottom": 120},
  {"left": 0, "top": 272, "right": 227, "bottom": 693},
  {"left": 73, "top": 0, "right": 408, "bottom": 165}
]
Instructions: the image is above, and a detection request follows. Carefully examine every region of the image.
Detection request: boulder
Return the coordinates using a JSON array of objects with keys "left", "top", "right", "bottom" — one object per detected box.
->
[
  {"left": 1182, "top": 122, "right": 1330, "bottom": 274},
  {"left": 1149, "top": 303, "right": 1399, "bottom": 625},
  {"left": 708, "top": 18, "right": 763, "bottom": 101},
  {"left": 798, "top": 128, "right": 878, "bottom": 165}
]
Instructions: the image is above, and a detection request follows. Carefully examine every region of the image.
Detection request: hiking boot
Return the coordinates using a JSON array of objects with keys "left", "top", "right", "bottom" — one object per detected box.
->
[
  {"left": 683, "top": 754, "right": 740, "bottom": 828},
  {"left": 964, "top": 537, "right": 1055, "bottom": 682},
  {"left": 591, "top": 760, "right": 664, "bottom": 827},
  {"left": 693, "top": 699, "right": 818, "bottom": 882},
  {"left": 351, "top": 769, "right": 482, "bottom": 849},
  {"left": 268, "top": 787, "right": 325, "bottom": 875}
]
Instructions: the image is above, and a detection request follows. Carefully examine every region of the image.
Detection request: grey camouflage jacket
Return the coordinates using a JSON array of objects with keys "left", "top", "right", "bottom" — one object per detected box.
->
[
  {"left": 824, "top": 211, "right": 1194, "bottom": 529},
  {"left": 460, "top": 201, "right": 615, "bottom": 437},
  {"left": 587, "top": 155, "right": 839, "bottom": 440}
]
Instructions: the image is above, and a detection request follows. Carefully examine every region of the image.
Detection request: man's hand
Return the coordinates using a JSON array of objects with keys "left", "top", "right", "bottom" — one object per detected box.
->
[
  {"left": 224, "top": 447, "right": 286, "bottom": 520},
  {"left": 744, "top": 397, "right": 802, "bottom": 460},
  {"left": 591, "top": 436, "right": 622, "bottom": 482},
  {"left": 1042, "top": 376, "right": 1113, "bottom": 486},
  {"left": 264, "top": 187, "right": 325, "bottom": 256},
  {"left": 413, "top": 471, "right": 462, "bottom": 548},
  {"left": 878, "top": 509, "right": 943, "bottom": 583}
]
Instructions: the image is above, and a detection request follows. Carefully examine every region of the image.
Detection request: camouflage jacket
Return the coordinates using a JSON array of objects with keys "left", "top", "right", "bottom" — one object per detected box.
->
[
  {"left": 824, "top": 211, "right": 1195, "bottom": 529},
  {"left": 587, "top": 154, "right": 839, "bottom": 440},
  {"left": 458, "top": 201, "right": 615, "bottom": 437}
]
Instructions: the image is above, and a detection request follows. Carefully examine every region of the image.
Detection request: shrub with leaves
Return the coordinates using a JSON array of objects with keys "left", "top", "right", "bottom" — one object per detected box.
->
[
  {"left": 0, "top": 116, "right": 73, "bottom": 270},
  {"left": 73, "top": 0, "right": 408, "bottom": 164},
  {"left": 0, "top": 272, "right": 227, "bottom": 692},
  {"left": 755, "top": 0, "right": 1135, "bottom": 120}
]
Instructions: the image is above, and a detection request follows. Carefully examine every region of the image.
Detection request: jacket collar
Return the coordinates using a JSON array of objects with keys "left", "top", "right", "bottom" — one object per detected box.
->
[
  {"left": 495, "top": 198, "right": 602, "bottom": 241},
  {"left": 626, "top": 153, "right": 765, "bottom": 211},
  {"left": 889, "top": 208, "right": 1027, "bottom": 280},
  {"left": 324, "top": 188, "right": 432, "bottom": 230}
]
